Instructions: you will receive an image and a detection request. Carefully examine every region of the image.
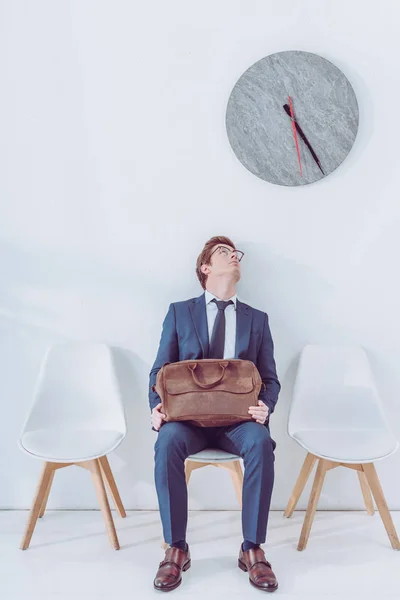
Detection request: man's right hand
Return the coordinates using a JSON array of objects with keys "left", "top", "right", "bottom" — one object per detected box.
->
[{"left": 151, "top": 402, "right": 166, "bottom": 431}]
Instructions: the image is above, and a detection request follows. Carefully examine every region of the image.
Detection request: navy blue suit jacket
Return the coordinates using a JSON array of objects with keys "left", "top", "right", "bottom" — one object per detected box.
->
[{"left": 149, "top": 293, "right": 280, "bottom": 421}]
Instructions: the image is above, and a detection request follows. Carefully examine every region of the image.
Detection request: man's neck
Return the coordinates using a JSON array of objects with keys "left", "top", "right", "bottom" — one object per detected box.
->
[{"left": 206, "top": 281, "right": 237, "bottom": 301}]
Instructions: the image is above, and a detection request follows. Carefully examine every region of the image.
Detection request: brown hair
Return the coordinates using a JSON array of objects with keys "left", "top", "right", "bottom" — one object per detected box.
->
[{"left": 196, "top": 236, "right": 236, "bottom": 290}]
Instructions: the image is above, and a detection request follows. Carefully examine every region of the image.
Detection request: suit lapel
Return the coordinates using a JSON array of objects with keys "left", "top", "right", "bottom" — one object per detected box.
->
[
  {"left": 189, "top": 293, "right": 209, "bottom": 358},
  {"left": 235, "top": 299, "right": 252, "bottom": 358}
]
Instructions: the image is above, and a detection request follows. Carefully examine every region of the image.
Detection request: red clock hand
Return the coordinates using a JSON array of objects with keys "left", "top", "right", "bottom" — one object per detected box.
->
[{"left": 288, "top": 96, "right": 302, "bottom": 177}]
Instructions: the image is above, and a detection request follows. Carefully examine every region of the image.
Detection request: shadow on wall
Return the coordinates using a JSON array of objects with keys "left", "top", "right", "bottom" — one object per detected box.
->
[
  {"left": 0, "top": 239, "right": 163, "bottom": 509},
  {"left": 110, "top": 346, "right": 157, "bottom": 510},
  {"left": 237, "top": 240, "right": 360, "bottom": 508}
]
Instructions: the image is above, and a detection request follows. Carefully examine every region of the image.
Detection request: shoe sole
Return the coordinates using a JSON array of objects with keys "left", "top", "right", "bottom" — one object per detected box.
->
[
  {"left": 154, "top": 560, "right": 191, "bottom": 592},
  {"left": 238, "top": 559, "right": 278, "bottom": 593}
]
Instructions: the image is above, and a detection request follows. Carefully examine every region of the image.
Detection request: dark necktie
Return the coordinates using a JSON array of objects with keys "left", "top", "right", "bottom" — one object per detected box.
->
[{"left": 208, "top": 298, "right": 234, "bottom": 359}]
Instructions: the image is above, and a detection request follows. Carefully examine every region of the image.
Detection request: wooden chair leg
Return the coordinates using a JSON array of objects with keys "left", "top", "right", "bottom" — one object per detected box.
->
[
  {"left": 184, "top": 459, "right": 195, "bottom": 486},
  {"left": 39, "top": 469, "right": 55, "bottom": 518},
  {"left": 98, "top": 455, "right": 126, "bottom": 518},
  {"left": 357, "top": 470, "right": 375, "bottom": 516},
  {"left": 184, "top": 459, "right": 209, "bottom": 485},
  {"left": 297, "top": 458, "right": 329, "bottom": 551},
  {"left": 229, "top": 460, "right": 244, "bottom": 509},
  {"left": 20, "top": 462, "right": 55, "bottom": 549},
  {"left": 362, "top": 463, "right": 400, "bottom": 550},
  {"left": 80, "top": 459, "right": 120, "bottom": 550},
  {"left": 284, "top": 453, "right": 317, "bottom": 518},
  {"left": 217, "top": 461, "right": 244, "bottom": 508}
]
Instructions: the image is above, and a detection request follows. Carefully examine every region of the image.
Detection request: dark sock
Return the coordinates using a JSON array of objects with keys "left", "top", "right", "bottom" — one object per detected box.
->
[
  {"left": 171, "top": 540, "right": 188, "bottom": 552},
  {"left": 242, "top": 539, "right": 260, "bottom": 551}
]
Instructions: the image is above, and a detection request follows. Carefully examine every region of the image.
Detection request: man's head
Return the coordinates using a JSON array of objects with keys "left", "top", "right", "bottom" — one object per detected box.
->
[{"left": 196, "top": 236, "right": 244, "bottom": 290}]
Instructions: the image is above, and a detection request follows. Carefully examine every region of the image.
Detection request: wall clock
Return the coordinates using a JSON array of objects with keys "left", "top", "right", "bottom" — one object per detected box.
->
[{"left": 226, "top": 51, "right": 359, "bottom": 186}]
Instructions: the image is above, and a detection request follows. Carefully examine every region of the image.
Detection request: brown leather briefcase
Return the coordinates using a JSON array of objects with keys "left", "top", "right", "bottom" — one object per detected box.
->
[{"left": 153, "top": 358, "right": 263, "bottom": 427}]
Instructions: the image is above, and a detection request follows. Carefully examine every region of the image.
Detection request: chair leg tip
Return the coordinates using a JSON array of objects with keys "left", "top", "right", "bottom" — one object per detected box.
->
[{"left": 391, "top": 542, "right": 400, "bottom": 550}]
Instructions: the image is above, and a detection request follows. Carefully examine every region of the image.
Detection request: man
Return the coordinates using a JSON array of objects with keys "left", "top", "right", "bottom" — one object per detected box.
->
[{"left": 149, "top": 236, "right": 280, "bottom": 592}]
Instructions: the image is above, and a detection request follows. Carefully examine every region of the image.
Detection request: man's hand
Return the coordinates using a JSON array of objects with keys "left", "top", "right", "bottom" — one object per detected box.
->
[
  {"left": 152, "top": 402, "right": 166, "bottom": 431},
  {"left": 248, "top": 400, "right": 269, "bottom": 425}
]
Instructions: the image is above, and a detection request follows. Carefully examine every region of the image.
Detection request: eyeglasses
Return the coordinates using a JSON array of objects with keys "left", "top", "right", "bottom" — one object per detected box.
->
[{"left": 209, "top": 245, "right": 244, "bottom": 262}]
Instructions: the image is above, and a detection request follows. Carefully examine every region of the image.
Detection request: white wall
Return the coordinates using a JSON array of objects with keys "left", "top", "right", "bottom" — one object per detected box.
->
[{"left": 1, "top": 0, "right": 400, "bottom": 510}]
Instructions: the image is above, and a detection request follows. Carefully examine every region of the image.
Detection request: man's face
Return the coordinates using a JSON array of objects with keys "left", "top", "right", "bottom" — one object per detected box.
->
[{"left": 202, "top": 244, "right": 242, "bottom": 282}]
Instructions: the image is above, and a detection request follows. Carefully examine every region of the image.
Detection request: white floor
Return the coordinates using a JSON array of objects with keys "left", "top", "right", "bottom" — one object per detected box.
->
[{"left": 1, "top": 510, "right": 400, "bottom": 599}]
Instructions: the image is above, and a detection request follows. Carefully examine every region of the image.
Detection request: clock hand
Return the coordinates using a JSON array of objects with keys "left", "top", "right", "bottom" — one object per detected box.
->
[
  {"left": 283, "top": 104, "right": 325, "bottom": 175},
  {"left": 287, "top": 96, "right": 302, "bottom": 176}
]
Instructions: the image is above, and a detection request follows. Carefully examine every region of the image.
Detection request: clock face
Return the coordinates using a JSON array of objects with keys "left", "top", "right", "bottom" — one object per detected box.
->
[{"left": 226, "top": 51, "right": 359, "bottom": 186}]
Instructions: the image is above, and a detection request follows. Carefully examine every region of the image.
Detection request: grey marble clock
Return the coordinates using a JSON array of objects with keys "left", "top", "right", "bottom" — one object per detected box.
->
[{"left": 226, "top": 51, "right": 359, "bottom": 186}]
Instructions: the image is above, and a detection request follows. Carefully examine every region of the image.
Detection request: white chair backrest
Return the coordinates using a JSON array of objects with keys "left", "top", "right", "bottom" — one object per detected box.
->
[
  {"left": 22, "top": 343, "right": 126, "bottom": 434},
  {"left": 288, "top": 345, "right": 390, "bottom": 435}
]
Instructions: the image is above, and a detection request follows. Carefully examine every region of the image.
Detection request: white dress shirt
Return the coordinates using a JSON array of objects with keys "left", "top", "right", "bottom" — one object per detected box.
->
[{"left": 205, "top": 290, "right": 237, "bottom": 359}]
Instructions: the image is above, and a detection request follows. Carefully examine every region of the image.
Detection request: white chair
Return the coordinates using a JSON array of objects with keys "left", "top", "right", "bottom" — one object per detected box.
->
[
  {"left": 284, "top": 344, "right": 400, "bottom": 551},
  {"left": 18, "top": 342, "right": 127, "bottom": 550},
  {"left": 162, "top": 448, "right": 243, "bottom": 548}
]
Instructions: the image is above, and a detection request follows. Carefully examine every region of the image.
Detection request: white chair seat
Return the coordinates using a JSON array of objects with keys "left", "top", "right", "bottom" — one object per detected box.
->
[
  {"left": 292, "top": 429, "right": 398, "bottom": 463},
  {"left": 188, "top": 448, "right": 240, "bottom": 462},
  {"left": 20, "top": 428, "right": 124, "bottom": 462}
]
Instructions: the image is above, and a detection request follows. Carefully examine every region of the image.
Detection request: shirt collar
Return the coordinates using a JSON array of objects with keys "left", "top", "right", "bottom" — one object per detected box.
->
[{"left": 205, "top": 290, "right": 237, "bottom": 309}]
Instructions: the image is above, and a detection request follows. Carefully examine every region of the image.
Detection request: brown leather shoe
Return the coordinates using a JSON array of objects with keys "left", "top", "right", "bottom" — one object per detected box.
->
[
  {"left": 238, "top": 545, "right": 278, "bottom": 592},
  {"left": 153, "top": 545, "right": 191, "bottom": 592}
]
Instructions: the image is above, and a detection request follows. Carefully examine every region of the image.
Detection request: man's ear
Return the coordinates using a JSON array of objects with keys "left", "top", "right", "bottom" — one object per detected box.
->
[{"left": 201, "top": 263, "right": 211, "bottom": 275}]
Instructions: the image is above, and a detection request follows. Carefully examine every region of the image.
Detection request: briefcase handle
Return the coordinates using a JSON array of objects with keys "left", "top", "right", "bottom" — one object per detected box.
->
[{"left": 188, "top": 361, "right": 229, "bottom": 389}]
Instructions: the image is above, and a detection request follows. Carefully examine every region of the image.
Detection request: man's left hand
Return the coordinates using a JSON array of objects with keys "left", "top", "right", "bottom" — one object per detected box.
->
[{"left": 248, "top": 400, "right": 269, "bottom": 425}]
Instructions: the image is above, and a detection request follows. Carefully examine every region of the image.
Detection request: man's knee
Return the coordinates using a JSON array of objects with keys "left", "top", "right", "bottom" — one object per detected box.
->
[
  {"left": 155, "top": 422, "right": 191, "bottom": 455},
  {"left": 243, "top": 427, "right": 275, "bottom": 457}
]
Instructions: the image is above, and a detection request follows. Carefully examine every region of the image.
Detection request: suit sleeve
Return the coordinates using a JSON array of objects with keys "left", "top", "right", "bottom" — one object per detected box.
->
[
  {"left": 149, "top": 303, "right": 179, "bottom": 412},
  {"left": 256, "top": 312, "right": 281, "bottom": 415}
]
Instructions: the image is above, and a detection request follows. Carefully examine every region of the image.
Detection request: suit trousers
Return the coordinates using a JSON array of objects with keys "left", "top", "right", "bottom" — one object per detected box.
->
[{"left": 154, "top": 420, "right": 276, "bottom": 545}]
